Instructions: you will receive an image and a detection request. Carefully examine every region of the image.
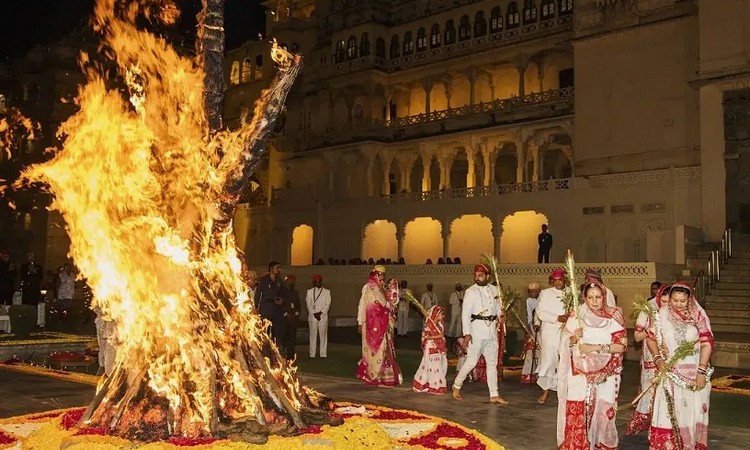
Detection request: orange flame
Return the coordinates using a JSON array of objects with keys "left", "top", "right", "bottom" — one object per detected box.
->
[{"left": 13, "top": 0, "right": 306, "bottom": 437}]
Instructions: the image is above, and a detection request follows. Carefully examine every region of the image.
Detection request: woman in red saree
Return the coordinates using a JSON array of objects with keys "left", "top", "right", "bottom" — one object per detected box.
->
[
  {"left": 355, "top": 273, "right": 402, "bottom": 386},
  {"left": 413, "top": 305, "right": 448, "bottom": 394}
]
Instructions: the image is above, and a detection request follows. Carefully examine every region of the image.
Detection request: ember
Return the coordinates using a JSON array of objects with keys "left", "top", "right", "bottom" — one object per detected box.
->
[{"left": 9, "top": 0, "right": 339, "bottom": 443}]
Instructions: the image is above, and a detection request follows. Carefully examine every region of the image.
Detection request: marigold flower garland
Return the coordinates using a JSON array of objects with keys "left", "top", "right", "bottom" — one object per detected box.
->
[{"left": 0, "top": 403, "right": 504, "bottom": 450}]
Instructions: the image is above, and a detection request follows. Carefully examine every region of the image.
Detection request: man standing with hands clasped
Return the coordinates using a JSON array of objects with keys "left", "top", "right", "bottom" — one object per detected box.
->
[
  {"left": 306, "top": 274, "right": 331, "bottom": 359},
  {"left": 452, "top": 263, "right": 508, "bottom": 405}
]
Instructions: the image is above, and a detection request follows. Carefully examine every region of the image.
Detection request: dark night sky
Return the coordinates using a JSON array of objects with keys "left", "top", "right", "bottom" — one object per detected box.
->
[{"left": 0, "top": 0, "right": 266, "bottom": 62}]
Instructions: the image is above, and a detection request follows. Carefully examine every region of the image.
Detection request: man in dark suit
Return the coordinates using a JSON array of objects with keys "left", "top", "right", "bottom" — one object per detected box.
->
[
  {"left": 254, "top": 261, "right": 287, "bottom": 346},
  {"left": 537, "top": 224, "right": 553, "bottom": 263}
]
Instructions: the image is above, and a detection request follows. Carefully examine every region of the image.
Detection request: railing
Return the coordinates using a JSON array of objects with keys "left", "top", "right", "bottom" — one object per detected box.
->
[
  {"left": 707, "top": 228, "right": 733, "bottom": 289},
  {"left": 694, "top": 269, "right": 707, "bottom": 306}
]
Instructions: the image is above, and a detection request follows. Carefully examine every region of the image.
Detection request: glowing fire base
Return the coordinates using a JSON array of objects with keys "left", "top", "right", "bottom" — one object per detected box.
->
[{"left": 0, "top": 403, "right": 503, "bottom": 450}]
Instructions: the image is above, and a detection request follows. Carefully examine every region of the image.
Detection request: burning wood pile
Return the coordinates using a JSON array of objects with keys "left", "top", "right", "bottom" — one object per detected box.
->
[{"left": 9, "top": 0, "right": 341, "bottom": 443}]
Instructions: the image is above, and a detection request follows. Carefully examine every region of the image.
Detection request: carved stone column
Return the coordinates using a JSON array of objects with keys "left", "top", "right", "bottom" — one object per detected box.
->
[
  {"left": 441, "top": 219, "right": 451, "bottom": 259},
  {"left": 515, "top": 142, "right": 525, "bottom": 183},
  {"left": 437, "top": 150, "right": 454, "bottom": 190},
  {"left": 467, "top": 155, "right": 476, "bottom": 188},
  {"left": 397, "top": 223, "right": 405, "bottom": 261},
  {"left": 423, "top": 78, "right": 433, "bottom": 115},
  {"left": 466, "top": 66, "right": 477, "bottom": 105},
  {"left": 384, "top": 85, "right": 393, "bottom": 121},
  {"left": 443, "top": 79, "right": 453, "bottom": 110},
  {"left": 419, "top": 143, "right": 436, "bottom": 192},
  {"left": 529, "top": 141, "right": 540, "bottom": 182},
  {"left": 482, "top": 148, "right": 493, "bottom": 187},
  {"left": 537, "top": 60, "right": 544, "bottom": 92},
  {"left": 322, "top": 152, "right": 339, "bottom": 191},
  {"left": 492, "top": 222, "right": 502, "bottom": 261},
  {"left": 395, "top": 151, "right": 418, "bottom": 192},
  {"left": 379, "top": 149, "right": 395, "bottom": 195},
  {"left": 360, "top": 147, "right": 377, "bottom": 196},
  {"left": 517, "top": 62, "right": 528, "bottom": 97}
]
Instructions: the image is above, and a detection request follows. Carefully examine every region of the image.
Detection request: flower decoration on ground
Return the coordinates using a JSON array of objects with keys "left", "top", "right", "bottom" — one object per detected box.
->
[{"left": 0, "top": 403, "right": 503, "bottom": 450}]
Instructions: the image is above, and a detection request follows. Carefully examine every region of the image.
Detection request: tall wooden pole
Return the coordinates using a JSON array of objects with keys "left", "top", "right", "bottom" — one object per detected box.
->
[{"left": 199, "top": 0, "right": 226, "bottom": 132}]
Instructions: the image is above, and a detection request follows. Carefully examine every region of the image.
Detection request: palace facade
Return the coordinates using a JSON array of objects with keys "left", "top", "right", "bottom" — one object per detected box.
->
[{"left": 226, "top": 0, "right": 747, "bottom": 267}]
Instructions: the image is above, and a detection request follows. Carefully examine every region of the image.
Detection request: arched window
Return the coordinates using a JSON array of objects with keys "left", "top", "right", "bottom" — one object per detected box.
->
[
  {"left": 254, "top": 55, "right": 263, "bottom": 79},
  {"left": 335, "top": 40, "right": 346, "bottom": 63},
  {"left": 430, "top": 23, "right": 441, "bottom": 47},
  {"left": 523, "top": 0, "right": 538, "bottom": 23},
  {"left": 360, "top": 33, "right": 370, "bottom": 56},
  {"left": 458, "top": 15, "right": 471, "bottom": 41},
  {"left": 390, "top": 35, "right": 400, "bottom": 59},
  {"left": 403, "top": 31, "right": 414, "bottom": 55},
  {"left": 230, "top": 61, "right": 241, "bottom": 85},
  {"left": 474, "top": 11, "right": 487, "bottom": 37},
  {"left": 490, "top": 6, "right": 503, "bottom": 32},
  {"left": 416, "top": 27, "right": 428, "bottom": 51},
  {"left": 559, "top": 0, "right": 573, "bottom": 15},
  {"left": 444, "top": 19, "right": 456, "bottom": 44},
  {"left": 346, "top": 35, "right": 358, "bottom": 59},
  {"left": 541, "top": 0, "right": 555, "bottom": 18},
  {"left": 507, "top": 2, "right": 520, "bottom": 27},
  {"left": 376, "top": 37, "right": 385, "bottom": 58},
  {"left": 241, "top": 58, "right": 251, "bottom": 83}
]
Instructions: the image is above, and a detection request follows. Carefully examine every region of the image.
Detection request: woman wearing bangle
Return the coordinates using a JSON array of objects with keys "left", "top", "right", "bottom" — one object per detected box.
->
[
  {"left": 557, "top": 282, "right": 627, "bottom": 450},
  {"left": 627, "top": 284, "right": 671, "bottom": 435},
  {"left": 646, "top": 283, "right": 713, "bottom": 450}
]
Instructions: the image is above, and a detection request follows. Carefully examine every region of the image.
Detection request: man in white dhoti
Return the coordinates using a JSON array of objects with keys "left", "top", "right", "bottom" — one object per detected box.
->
[
  {"left": 396, "top": 280, "right": 411, "bottom": 336},
  {"left": 306, "top": 274, "right": 331, "bottom": 358},
  {"left": 448, "top": 283, "right": 464, "bottom": 337},
  {"left": 536, "top": 268, "right": 567, "bottom": 404},
  {"left": 585, "top": 268, "right": 616, "bottom": 307},
  {"left": 452, "top": 263, "right": 507, "bottom": 404}
]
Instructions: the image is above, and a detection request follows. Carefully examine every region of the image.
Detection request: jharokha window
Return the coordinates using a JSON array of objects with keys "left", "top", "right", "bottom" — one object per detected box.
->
[
  {"left": 444, "top": 19, "right": 457, "bottom": 44},
  {"left": 403, "top": 31, "right": 414, "bottom": 55},
  {"left": 458, "top": 15, "right": 471, "bottom": 41},
  {"left": 346, "top": 36, "right": 358, "bottom": 59},
  {"left": 490, "top": 6, "right": 503, "bottom": 33},
  {"left": 559, "top": 0, "right": 573, "bottom": 15},
  {"left": 417, "top": 27, "right": 428, "bottom": 51},
  {"left": 430, "top": 23, "right": 441, "bottom": 47},
  {"left": 474, "top": 11, "right": 487, "bottom": 37},
  {"left": 390, "top": 35, "right": 400, "bottom": 59},
  {"left": 541, "top": 0, "right": 556, "bottom": 18},
  {"left": 524, "top": 0, "right": 538, "bottom": 23},
  {"left": 335, "top": 40, "right": 346, "bottom": 63},
  {"left": 507, "top": 2, "right": 521, "bottom": 28}
]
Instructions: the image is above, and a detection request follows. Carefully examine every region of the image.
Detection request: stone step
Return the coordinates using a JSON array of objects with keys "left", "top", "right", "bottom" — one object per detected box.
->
[
  {"left": 709, "top": 288, "right": 750, "bottom": 296},
  {"left": 711, "top": 323, "right": 750, "bottom": 334},
  {"left": 719, "top": 269, "right": 750, "bottom": 277},
  {"left": 705, "top": 309, "right": 750, "bottom": 318},
  {"left": 713, "top": 340, "right": 750, "bottom": 368},
  {"left": 715, "top": 282, "right": 750, "bottom": 290},
  {"left": 720, "top": 275, "right": 750, "bottom": 283},
  {"left": 705, "top": 301, "right": 750, "bottom": 310},
  {"left": 704, "top": 295, "right": 750, "bottom": 304}
]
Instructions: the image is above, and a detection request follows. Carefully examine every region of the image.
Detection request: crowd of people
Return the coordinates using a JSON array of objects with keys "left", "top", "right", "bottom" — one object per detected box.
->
[
  {"left": 313, "top": 256, "right": 465, "bottom": 266},
  {"left": 351, "top": 261, "right": 714, "bottom": 450}
]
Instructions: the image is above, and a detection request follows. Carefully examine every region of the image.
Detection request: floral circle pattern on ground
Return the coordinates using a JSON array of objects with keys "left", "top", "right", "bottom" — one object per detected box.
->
[{"left": 0, "top": 403, "right": 503, "bottom": 450}]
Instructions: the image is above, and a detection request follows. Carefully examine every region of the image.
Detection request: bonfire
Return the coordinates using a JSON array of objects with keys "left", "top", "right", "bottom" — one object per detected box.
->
[{"left": 4, "top": 0, "right": 340, "bottom": 443}]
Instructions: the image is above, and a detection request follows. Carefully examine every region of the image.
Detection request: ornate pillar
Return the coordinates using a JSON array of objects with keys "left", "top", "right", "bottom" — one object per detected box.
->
[
  {"left": 516, "top": 143, "right": 525, "bottom": 183},
  {"left": 492, "top": 222, "right": 502, "bottom": 261},
  {"left": 517, "top": 62, "right": 528, "bottom": 97},
  {"left": 397, "top": 224, "right": 405, "bottom": 261},
  {"left": 437, "top": 151, "right": 454, "bottom": 190},
  {"left": 482, "top": 148, "right": 492, "bottom": 187},
  {"left": 384, "top": 86, "right": 393, "bottom": 121},
  {"left": 528, "top": 141, "right": 540, "bottom": 182},
  {"left": 361, "top": 150, "right": 376, "bottom": 196},
  {"left": 419, "top": 143, "right": 435, "bottom": 192},
  {"left": 466, "top": 67, "right": 477, "bottom": 105},
  {"left": 443, "top": 79, "right": 453, "bottom": 110},
  {"left": 395, "top": 152, "right": 418, "bottom": 193},
  {"left": 441, "top": 219, "right": 451, "bottom": 259},
  {"left": 467, "top": 155, "right": 476, "bottom": 188},
  {"left": 422, "top": 78, "right": 433, "bottom": 115},
  {"left": 379, "top": 149, "right": 395, "bottom": 195}
]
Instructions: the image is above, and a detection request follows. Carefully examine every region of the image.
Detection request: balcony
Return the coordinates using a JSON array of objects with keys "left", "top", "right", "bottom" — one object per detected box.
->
[{"left": 301, "top": 86, "right": 574, "bottom": 150}]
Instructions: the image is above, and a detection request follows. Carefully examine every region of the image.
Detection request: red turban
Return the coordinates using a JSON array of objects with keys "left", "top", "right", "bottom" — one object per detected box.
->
[
  {"left": 312, "top": 274, "right": 322, "bottom": 282},
  {"left": 284, "top": 274, "right": 296, "bottom": 281},
  {"left": 474, "top": 264, "right": 490, "bottom": 274},
  {"left": 550, "top": 269, "right": 565, "bottom": 280}
]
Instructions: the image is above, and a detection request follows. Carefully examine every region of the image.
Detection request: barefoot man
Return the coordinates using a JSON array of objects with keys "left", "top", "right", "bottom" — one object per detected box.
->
[
  {"left": 452, "top": 263, "right": 508, "bottom": 404},
  {"left": 535, "top": 268, "right": 567, "bottom": 404}
]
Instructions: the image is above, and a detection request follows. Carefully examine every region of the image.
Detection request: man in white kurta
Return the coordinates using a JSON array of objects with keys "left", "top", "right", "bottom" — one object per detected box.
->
[
  {"left": 452, "top": 264, "right": 507, "bottom": 404},
  {"left": 536, "top": 268, "right": 567, "bottom": 404},
  {"left": 306, "top": 274, "right": 331, "bottom": 358},
  {"left": 585, "top": 268, "right": 616, "bottom": 307},
  {"left": 357, "top": 265, "right": 385, "bottom": 333},
  {"left": 420, "top": 282, "right": 438, "bottom": 311},
  {"left": 448, "top": 283, "right": 464, "bottom": 337}
]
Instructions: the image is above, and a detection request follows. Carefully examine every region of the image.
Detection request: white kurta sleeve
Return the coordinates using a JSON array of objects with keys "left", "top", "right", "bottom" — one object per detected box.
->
[
  {"left": 536, "top": 291, "right": 562, "bottom": 324},
  {"left": 321, "top": 289, "right": 331, "bottom": 315},
  {"left": 461, "top": 289, "right": 477, "bottom": 336}
]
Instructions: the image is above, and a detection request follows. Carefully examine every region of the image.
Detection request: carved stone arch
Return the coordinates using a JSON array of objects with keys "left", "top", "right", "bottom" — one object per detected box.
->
[
  {"left": 448, "top": 214, "right": 493, "bottom": 263},
  {"left": 499, "top": 210, "right": 549, "bottom": 263}
]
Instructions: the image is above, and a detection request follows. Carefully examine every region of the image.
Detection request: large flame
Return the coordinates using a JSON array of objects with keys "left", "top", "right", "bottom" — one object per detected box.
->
[{"left": 13, "top": 0, "right": 309, "bottom": 438}]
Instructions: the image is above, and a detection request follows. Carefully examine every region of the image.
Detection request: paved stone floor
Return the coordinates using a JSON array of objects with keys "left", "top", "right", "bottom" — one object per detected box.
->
[{"left": 2, "top": 365, "right": 749, "bottom": 449}]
